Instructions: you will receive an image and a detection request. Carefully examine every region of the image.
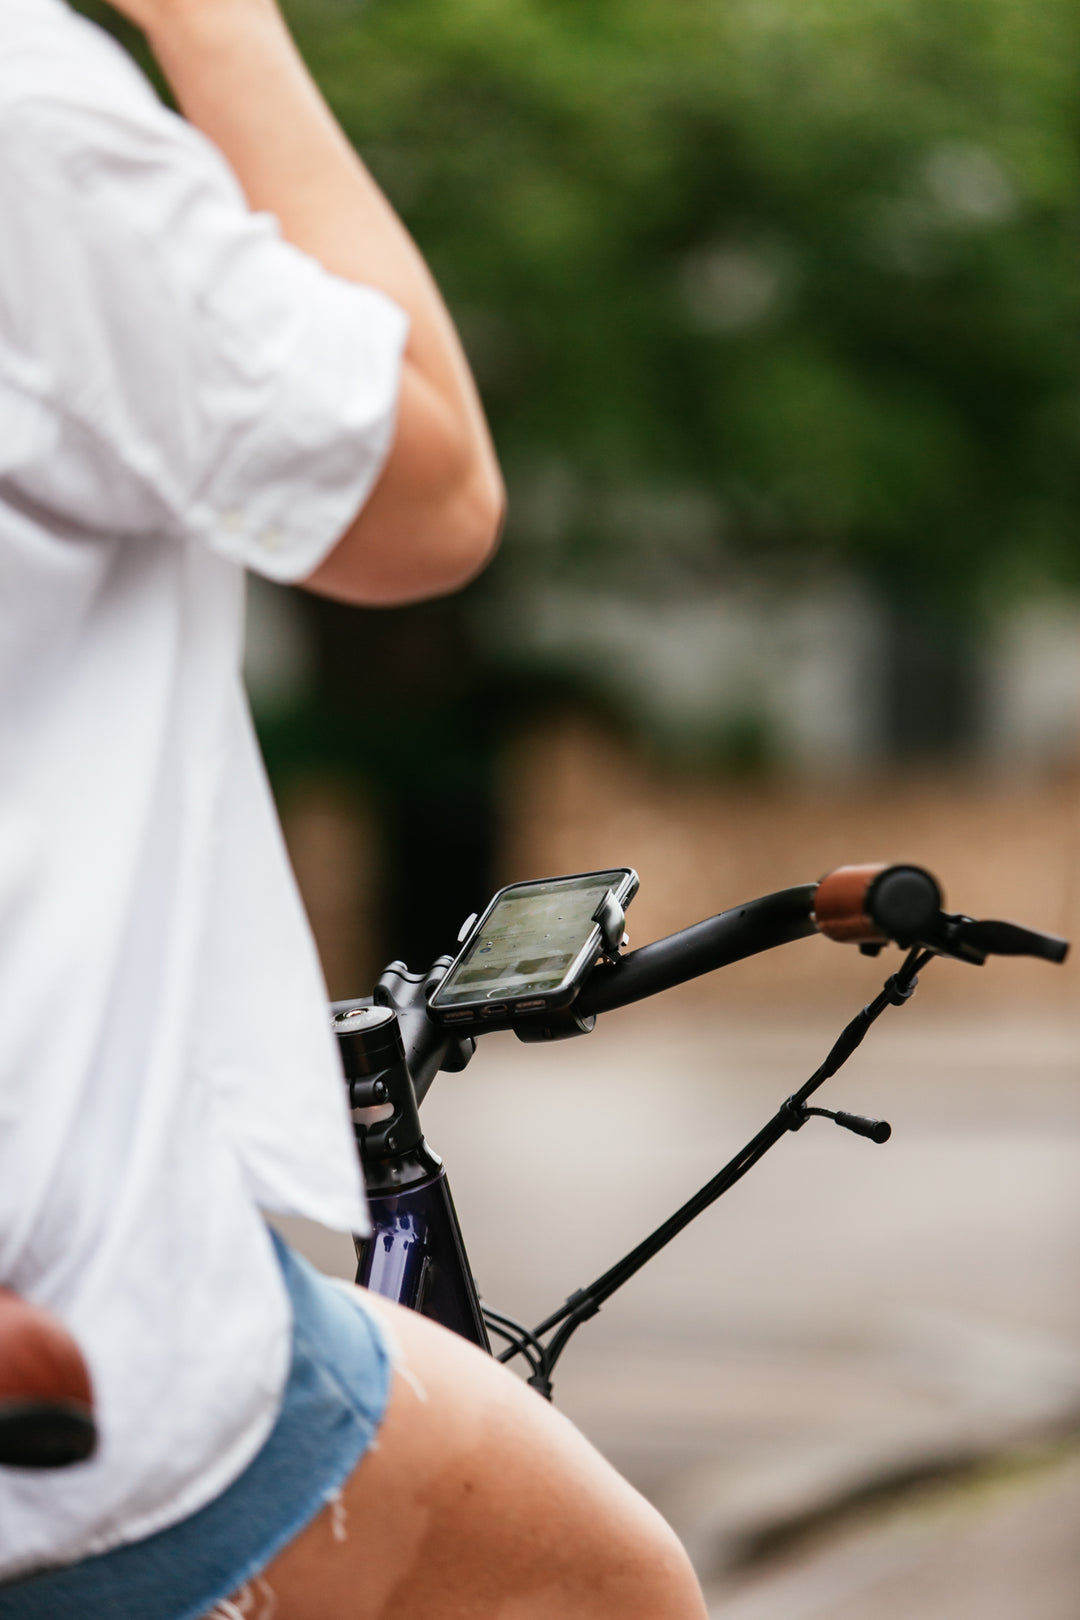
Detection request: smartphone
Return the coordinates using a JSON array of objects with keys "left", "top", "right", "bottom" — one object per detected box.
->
[{"left": 427, "top": 868, "right": 638, "bottom": 1028}]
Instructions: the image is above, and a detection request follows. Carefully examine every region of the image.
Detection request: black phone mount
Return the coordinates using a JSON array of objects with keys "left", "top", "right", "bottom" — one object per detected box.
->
[
  {"left": 508, "top": 888, "right": 628, "bottom": 1043},
  {"left": 592, "top": 888, "right": 627, "bottom": 960}
]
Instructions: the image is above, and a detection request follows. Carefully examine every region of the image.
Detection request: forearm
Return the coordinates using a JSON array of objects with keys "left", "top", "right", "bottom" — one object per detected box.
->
[{"left": 138, "top": 0, "right": 494, "bottom": 476}]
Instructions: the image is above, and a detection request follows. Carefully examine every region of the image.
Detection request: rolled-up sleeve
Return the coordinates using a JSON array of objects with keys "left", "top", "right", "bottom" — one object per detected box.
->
[{"left": 0, "top": 81, "right": 409, "bottom": 583}]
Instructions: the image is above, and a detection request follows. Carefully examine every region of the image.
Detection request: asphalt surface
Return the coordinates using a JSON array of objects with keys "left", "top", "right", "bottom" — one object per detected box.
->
[{"left": 706, "top": 1450, "right": 1080, "bottom": 1619}]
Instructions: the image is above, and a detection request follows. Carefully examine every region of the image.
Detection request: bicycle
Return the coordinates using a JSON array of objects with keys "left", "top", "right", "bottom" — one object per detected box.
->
[
  {"left": 1, "top": 860, "right": 1066, "bottom": 1466},
  {"left": 334, "top": 861, "right": 1067, "bottom": 1401}
]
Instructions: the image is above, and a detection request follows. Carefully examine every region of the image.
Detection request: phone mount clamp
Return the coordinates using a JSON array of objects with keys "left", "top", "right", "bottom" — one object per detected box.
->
[{"left": 592, "top": 889, "right": 628, "bottom": 961}]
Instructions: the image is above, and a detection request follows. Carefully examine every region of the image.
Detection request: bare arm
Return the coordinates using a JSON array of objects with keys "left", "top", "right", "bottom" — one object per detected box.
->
[{"left": 109, "top": 0, "right": 504, "bottom": 605}]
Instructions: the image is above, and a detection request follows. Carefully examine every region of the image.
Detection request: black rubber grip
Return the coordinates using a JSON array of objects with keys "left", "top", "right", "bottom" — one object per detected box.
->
[{"left": 577, "top": 885, "right": 818, "bottom": 1016}]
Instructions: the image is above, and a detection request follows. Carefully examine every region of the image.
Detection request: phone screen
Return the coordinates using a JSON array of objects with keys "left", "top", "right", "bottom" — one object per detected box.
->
[{"left": 431, "top": 871, "right": 631, "bottom": 1009}]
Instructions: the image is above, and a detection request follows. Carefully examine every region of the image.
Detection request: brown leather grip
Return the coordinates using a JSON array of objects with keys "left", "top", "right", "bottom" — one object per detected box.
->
[
  {"left": 813, "top": 863, "right": 889, "bottom": 944},
  {"left": 0, "top": 1289, "right": 93, "bottom": 1412}
]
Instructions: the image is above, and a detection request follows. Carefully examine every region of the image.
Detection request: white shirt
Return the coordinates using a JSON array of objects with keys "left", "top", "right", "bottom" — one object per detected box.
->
[{"left": 0, "top": 0, "right": 408, "bottom": 1577}]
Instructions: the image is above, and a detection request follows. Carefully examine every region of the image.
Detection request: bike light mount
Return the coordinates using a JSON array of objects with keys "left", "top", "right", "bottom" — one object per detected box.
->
[{"left": 796, "top": 1106, "right": 892, "bottom": 1143}]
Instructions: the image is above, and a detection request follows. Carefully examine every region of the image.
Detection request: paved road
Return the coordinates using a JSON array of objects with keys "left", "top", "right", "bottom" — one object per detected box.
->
[
  {"left": 278, "top": 999, "right": 1080, "bottom": 1614},
  {"left": 705, "top": 1452, "right": 1080, "bottom": 1620}
]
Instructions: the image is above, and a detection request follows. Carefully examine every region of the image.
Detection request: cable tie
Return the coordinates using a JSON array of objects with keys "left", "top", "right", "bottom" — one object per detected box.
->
[
  {"left": 882, "top": 972, "right": 917, "bottom": 1006},
  {"left": 780, "top": 1097, "right": 808, "bottom": 1131},
  {"left": 564, "top": 1288, "right": 601, "bottom": 1324}
]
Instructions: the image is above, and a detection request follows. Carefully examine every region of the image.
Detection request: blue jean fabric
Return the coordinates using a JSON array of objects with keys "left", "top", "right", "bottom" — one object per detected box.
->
[{"left": 0, "top": 1232, "right": 392, "bottom": 1620}]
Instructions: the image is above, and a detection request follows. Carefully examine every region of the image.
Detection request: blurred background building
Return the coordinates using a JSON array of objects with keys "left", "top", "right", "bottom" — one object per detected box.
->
[{"left": 79, "top": 0, "right": 1080, "bottom": 1610}]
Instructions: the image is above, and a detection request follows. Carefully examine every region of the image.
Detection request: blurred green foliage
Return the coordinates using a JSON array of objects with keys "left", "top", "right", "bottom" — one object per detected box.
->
[
  {"left": 278, "top": 0, "right": 1079, "bottom": 608},
  {"left": 77, "top": 0, "right": 1079, "bottom": 607}
]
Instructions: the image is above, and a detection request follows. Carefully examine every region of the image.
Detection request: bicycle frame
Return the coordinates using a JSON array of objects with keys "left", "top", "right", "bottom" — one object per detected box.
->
[{"left": 357, "top": 1167, "right": 489, "bottom": 1351}]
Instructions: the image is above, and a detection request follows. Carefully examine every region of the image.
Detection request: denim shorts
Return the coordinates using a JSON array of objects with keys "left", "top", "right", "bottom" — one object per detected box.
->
[{"left": 0, "top": 1231, "right": 393, "bottom": 1620}]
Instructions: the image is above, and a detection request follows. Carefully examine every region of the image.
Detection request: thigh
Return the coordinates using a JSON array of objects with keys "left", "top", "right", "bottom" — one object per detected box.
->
[{"left": 237, "top": 1293, "right": 707, "bottom": 1620}]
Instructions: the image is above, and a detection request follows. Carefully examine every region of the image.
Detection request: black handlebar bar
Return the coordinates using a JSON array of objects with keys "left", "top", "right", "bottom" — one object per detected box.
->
[
  {"left": 525, "top": 863, "right": 1066, "bottom": 1030},
  {"left": 577, "top": 884, "right": 819, "bottom": 1016},
  {"left": 521, "top": 864, "right": 1066, "bottom": 1032}
]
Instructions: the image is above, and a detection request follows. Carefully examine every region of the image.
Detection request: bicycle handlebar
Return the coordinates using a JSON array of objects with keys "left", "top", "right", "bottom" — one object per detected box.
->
[
  {"left": 338, "top": 861, "right": 1068, "bottom": 1396},
  {"left": 814, "top": 863, "right": 1068, "bottom": 964},
  {"left": 570, "top": 863, "right": 1067, "bottom": 1020},
  {"left": 577, "top": 884, "right": 819, "bottom": 1016},
  {"left": 341, "top": 863, "right": 1067, "bottom": 1089}
]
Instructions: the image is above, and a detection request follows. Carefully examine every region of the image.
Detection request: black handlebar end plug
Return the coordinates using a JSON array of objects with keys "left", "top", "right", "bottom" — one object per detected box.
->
[{"left": 867, "top": 866, "right": 943, "bottom": 947}]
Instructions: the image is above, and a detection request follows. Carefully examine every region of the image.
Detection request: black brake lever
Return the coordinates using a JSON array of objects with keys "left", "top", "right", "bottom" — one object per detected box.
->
[
  {"left": 922, "top": 912, "right": 1069, "bottom": 966},
  {"left": 948, "top": 916, "right": 1069, "bottom": 964}
]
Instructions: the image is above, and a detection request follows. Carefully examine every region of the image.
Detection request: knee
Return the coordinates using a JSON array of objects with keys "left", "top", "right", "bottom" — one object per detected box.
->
[
  {"left": 311, "top": 1298, "right": 708, "bottom": 1619},
  {"left": 582, "top": 1493, "right": 707, "bottom": 1620}
]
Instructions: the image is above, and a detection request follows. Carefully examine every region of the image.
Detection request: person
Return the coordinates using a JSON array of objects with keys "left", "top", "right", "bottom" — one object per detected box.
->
[{"left": 0, "top": 1, "right": 708, "bottom": 1615}]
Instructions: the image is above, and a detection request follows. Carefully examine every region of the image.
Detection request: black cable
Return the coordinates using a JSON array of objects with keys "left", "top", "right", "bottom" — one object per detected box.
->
[
  {"left": 528, "top": 1117, "right": 787, "bottom": 1346},
  {"left": 520, "top": 946, "right": 936, "bottom": 1390},
  {"left": 789, "top": 947, "right": 928, "bottom": 1111},
  {"left": 481, "top": 1305, "right": 544, "bottom": 1376},
  {"left": 485, "top": 1323, "right": 541, "bottom": 1374},
  {"left": 488, "top": 1331, "right": 540, "bottom": 1375},
  {"left": 532, "top": 1128, "right": 788, "bottom": 1382}
]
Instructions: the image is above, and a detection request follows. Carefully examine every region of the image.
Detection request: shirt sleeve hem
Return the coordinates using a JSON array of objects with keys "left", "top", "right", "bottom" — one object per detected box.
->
[{"left": 186, "top": 295, "right": 409, "bottom": 586}]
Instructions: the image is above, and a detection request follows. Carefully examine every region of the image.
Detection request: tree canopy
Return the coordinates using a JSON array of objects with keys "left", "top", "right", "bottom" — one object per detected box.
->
[
  {"left": 278, "top": 0, "right": 1080, "bottom": 608},
  {"left": 76, "top": 0, "right": 1079, "bottom": 608}
]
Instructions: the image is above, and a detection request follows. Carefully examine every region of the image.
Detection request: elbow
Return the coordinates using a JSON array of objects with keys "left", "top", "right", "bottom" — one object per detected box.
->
[
  {"left": 439, "top": 456, "right": 506, "bottom": 595},
  {"left": 390, "top": 362, "right": 506, "bottom": 597},
  {"left": 369, "top": 366, "right": 505, "bottom": 600},
  {"left": 365, "top": 443, "right": 504, "bottom": 606},
  {"left": 301, "top": 397, "right": 506, "bottom": 607}
]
